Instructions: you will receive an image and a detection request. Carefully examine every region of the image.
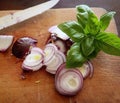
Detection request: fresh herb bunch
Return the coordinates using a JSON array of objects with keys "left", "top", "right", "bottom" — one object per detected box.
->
[{"left": 58, "top": 5, "right": 120, "bottom": 68}]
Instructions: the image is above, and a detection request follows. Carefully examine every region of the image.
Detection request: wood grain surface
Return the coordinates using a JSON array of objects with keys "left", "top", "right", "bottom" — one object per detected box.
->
[{"left": 0, "top": 8, "right": 120, "bottom": 103}]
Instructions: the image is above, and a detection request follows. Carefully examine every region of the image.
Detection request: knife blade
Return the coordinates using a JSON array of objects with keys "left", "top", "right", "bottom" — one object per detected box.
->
[{"left": 0, "top": 0, "right": 59, "bottom": 30}]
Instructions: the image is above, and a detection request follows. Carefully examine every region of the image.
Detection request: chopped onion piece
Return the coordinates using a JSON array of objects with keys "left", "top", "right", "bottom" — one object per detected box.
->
[
  {"left": 54, "top": 39, "right": 66, "bottom": 53},
  {"left": 77, "top": 61, "right": 94, "bottom": 78},
  {"left": 22, "top": 62, "right": 43, "bottom": 71},
  {"left": 22, "top": 53, "right": 43, "bottom": 71},
  {"left": 46, "top": 68, "right": 56, "bottom": 74},
  {"left": 56, "top": 50, "right": 66, "bottom": 62},
  {"left": 30, "top": 47, "right": 45, "bottom": 55},
  {"left": 45, "top": 43, "right": 58, "bottom": 51},
  {"left": 87, "top": 61, "right": 94, "bottom": 78},
  {"left": 48, "top": 25, "right": 69, "bottom": 40},
  {"left": 45, "top": 53, "right": 64, "bottom": 73},
  {"left": 0, "top": 35, "right": 14, "bottom": 52},
  {"left": 44, "top": 43, "right": 66, "bottom": 74},
  {"left": 46, "top": 34, "right": 73, "bottom": 54},
  {"left": 44, "top": 43, "right": 57, "bottom": 64}
]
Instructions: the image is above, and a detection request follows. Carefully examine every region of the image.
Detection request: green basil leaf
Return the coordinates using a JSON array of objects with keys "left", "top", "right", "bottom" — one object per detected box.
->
[
  {"left": 95, "top": 32, "right": 120, "bottom": 56},
  {"left": 100, "top": 11, "right": 116, "bottom": 31},
  {"left": 76, "top": 5, "right": 100, "bottom": 35},
  {"left": 76, "top": 12, "right": 88, "bottom": 28},
  {"left": 76, "top": 5, "right": 89, "bottom": 28},
  {"left": 58, "top": 21, "right": 85, "bottom": 42},
  {"left": 87, "top": 40, "right": 101, "bottom": 59},
  {"left": 76, "top": 5, "right": 93, "bottom": 13},
  {"left": 66, "top": 43, "right": 87, "bottom": 68},
  {"left": 81, "top": 36, "right": 95, "bottom": 56},
  {"left": 84, "top": 11, "right": 100, "bottom": 35}
]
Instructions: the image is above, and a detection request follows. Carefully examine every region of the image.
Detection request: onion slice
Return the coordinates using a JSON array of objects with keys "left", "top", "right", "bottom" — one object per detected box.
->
[
  {"left": 44, "top": 43, "right": 58, "bottom": 64},
  {"left": 30, "top": 47, "right": 45, "bottom": 55},
  {"left": 0, "top": 35, "right": 14, "bottom": 52},
  {"left": 87, "top": 61, "right": 94, "bottom": 78},
  {"left": 55, "top": 63, "right": 83, "bottom": 96},
  {"left": 77, "top": 61, "right": 94, "bottom": 78},
  {"left": 54, "top": 39, "right": 67, "bottom": 53},
  {"left": 45, "top": 52, "right": 65, "bottom": 74},
  {"left": 22, "top": 52, "right": 43, "bottom": 71},
  {"left": 44, "top": 43, "right": 66, "bottom": 74},
  {"left": 48, "top": 25, "right": 69, "bottom": 40},
  {"left": 46, "top": 34, "right": 73, "bottom": 54}
]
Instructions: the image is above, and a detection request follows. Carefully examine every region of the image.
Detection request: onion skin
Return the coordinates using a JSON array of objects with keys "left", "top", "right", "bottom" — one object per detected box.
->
[
  {"left": 55, "top": 63, "right": 83, "bottom": 96},
  {"left": 12, "top": 37, "right": 37, "bottom": 58}
]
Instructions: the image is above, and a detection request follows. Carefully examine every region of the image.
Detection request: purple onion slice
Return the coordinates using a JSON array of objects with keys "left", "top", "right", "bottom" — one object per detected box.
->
[
  {"left": 77, "top": 61, "right": 94, "bottom": 78},
  {"left": 22, "top": 52, "right": 43, "bottom": 71},
  {"left": 55, "top": 63, "right": 83, "bottom": 96}
]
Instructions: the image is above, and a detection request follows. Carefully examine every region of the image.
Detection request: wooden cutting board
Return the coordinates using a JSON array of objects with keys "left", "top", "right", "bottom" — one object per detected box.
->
[{"left": 0, "top": 8, "right": 120, "bottom": 103}]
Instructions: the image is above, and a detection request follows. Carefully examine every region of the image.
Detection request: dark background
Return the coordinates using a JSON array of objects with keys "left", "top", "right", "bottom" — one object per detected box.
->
[{"left": 0, "top": 0, "right": 120, "bottom": 35}]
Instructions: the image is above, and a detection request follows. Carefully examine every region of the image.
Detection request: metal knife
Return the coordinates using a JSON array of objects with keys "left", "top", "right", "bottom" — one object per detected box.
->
[{"left": 0, "top": 0, "right": 59, "bottom": 30}]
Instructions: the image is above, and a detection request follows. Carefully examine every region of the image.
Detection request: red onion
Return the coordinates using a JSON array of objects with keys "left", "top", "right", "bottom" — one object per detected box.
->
[
  {"left": 55, "top": 63, "right": 83, "bottom": 96},
  {"left": 77, "top": 61, "right": 94, "bottom": 78},
  {"left": 87, "top": 61, "right": 94, "bottom": 78},
  {"left": 54, "top": 39, "right": 67, "bottom": 53},
  {"left": 22, "top": 52, "right": 44, "bottom": 71},
  {"left": 46, "top": 34, "right": 73, "bottom": 54},
  {"left": 30, "top": 47, "right": 45, "bottom": 55},
  {"left": 44, "top": 43, "right": 58, "bottom": 64},
  {"left": 12, "top": 37, "right": 37, "bottom": 58},
  {"left": 48, "top": 25, "right": 69, "bottom": 40},
  {"left": 45, "top": 52, "right": 65, "bottom": 74},
  {"left": 56, "top": 50, "right": 66, "bottom": 62},
  {"left": 0, "top": 35, "right": 14, "bottom": 52},
  {"left": 44, "top": 43, "right": 66, "bottom": 74},
  {"left": 22, "top": 62, "right": 43, "bottom": 71}
]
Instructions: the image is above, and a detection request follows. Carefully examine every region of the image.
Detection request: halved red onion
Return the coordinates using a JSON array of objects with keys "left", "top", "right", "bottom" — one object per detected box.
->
[
  {"left": 55, "top": 63, "right": 83, "bottom": 96},
  {"left": 48, "top": 25, "right": 69, "bottom": 40},
  {"left": 77, "top": 61, "right": 94, "bottom": 78},
  {"left": 22, "top": 53, "right": 43, "bottom": 71},
  {"left": 12, "top": 37, "right": 37, "bottom": 58},
  {"left": 0, "top": 35, "right": 14, "bottom": 52}
]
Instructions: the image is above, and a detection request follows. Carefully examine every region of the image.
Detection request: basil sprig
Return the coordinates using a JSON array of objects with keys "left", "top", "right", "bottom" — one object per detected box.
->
[{"left": 58, "top": 5, "right": 120, "bottom": 68}]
